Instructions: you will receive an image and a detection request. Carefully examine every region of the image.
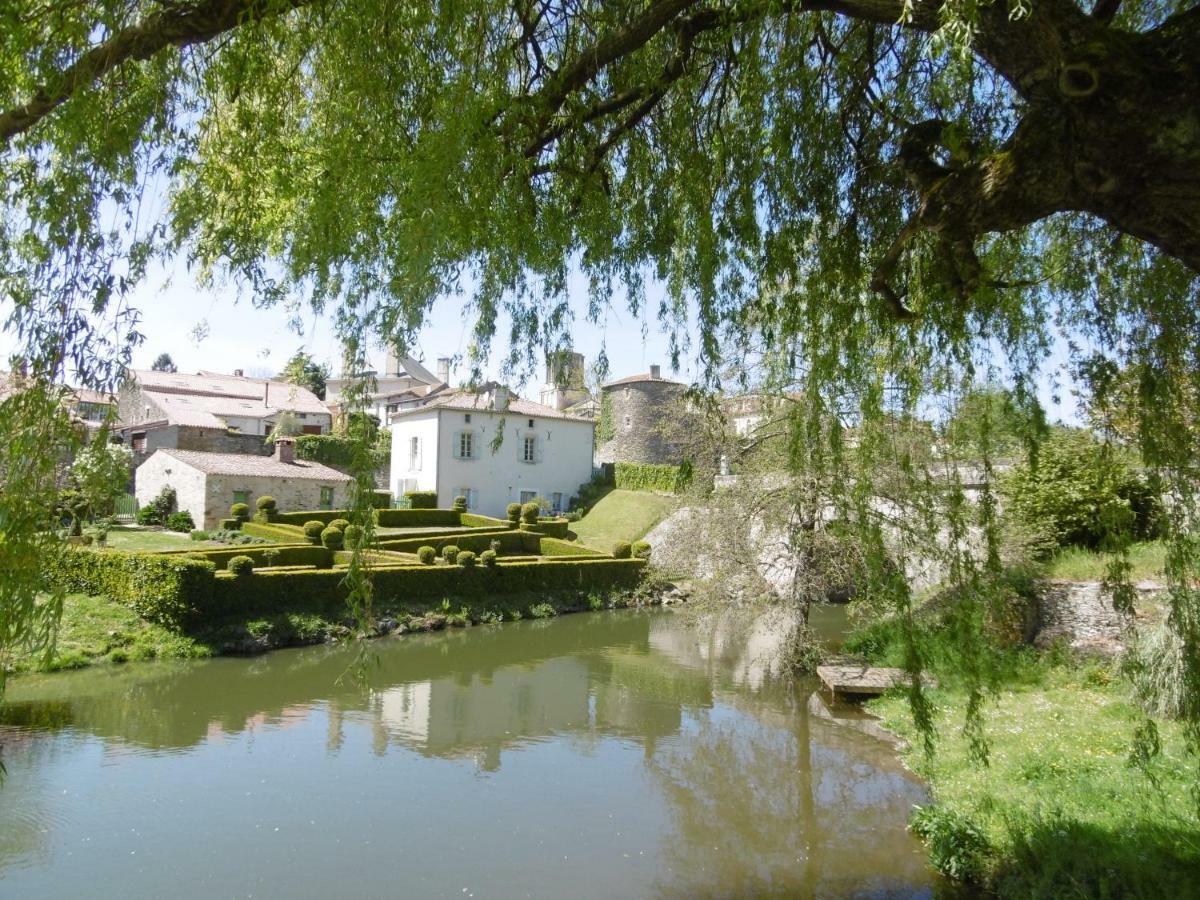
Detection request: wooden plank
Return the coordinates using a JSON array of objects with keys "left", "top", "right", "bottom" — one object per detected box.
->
[{"left": 817, "top": 665, "right": 935, "bottom": 697}]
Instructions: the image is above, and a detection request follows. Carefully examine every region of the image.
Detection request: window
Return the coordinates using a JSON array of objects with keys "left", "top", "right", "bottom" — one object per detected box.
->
[
  {"left": 464, "top": 413, "right": 471, "bottom": 423},
  {"left": 408, "top": 436, "right": 421, "bottom": 471},
  {"left": 519, "top": 490, "right": 538, "bottom": 505},
  {"left": 528, "top": 418, "right": 534, "bottom": 428},
  {"left": 319, "top": 486, "right": 334, "bottom": 510},
  {"left": 456, "top": 431, "right": 475, "bottom": 459},
  {"left": 551, "top": 492, "right": 563, "bottom": 513},
  {"left": 131, "top": 432, "right": 146, "bottom": 452},
  {"left": 522, "top": 435, "right": 537, "bottom": 463},
  {"left": 233, "top": 490, "right": 249, "bottom": 506},
  {"left": 454, "top": 487, "right": 479, "bottom": 510}
]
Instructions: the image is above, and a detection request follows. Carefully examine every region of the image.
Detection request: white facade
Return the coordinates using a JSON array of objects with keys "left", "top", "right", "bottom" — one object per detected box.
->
[{"left": 389, "top": 402, "right": 596, "bottom": 517}]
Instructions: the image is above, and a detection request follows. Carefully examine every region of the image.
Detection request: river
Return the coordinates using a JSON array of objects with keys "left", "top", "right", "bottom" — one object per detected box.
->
[{"left": 0, "top": 607, "right": 939, "bottom": 898}]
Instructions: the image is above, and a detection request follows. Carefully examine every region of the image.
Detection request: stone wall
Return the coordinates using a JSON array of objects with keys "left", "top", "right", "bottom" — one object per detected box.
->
[
  {"left": 1034, "top": 579, "right": 1163, "bottom": 657},
  {"left": 596, "top": 380, "right": 687, "bottom": 465}
]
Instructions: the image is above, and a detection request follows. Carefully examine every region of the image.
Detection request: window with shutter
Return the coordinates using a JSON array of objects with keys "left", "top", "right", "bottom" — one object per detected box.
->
[
  {"left": 522, "top": 435, "right": 537, "bottom": 463},
  {"left": 408, "top": 436, "right": 421, "bottom": 470},
  {"left": 457, "top": 431, "right": 475, "bottom": 459}
]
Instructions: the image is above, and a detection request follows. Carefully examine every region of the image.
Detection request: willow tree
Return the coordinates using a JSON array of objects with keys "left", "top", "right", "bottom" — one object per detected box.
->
[{"left": 2, "top": 0, "right": 1199, "bottom": 759}]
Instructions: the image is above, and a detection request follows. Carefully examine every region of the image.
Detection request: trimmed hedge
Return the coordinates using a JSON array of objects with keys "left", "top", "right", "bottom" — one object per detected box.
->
[
  {"left": 219, "top": 518, "right": 241, "bottom": 531},
  {"left": 405, "top": 490, "right": 438, "bottom": 509},
  {"left": 521, "top": 518, "right": 570, "bottom": 539},
  {"left": 458, "top": 550, "right": 477, "bottom": 567},
  {"left": 417, "top": 546, "right": 436, "bottom": 565},
  {"left": 631, "top": 540, "right": 652, "bottom": 560},
  {"left": 538, "top": 537, "right": 605, "bottom": 557},
  {"left": 157, "top": 543, "right": 332, "bottom": 568},
  {"left": 227, "top": 555, "right": 254, "bottom": 577},
  {"left": 242, "top": 521, "right": 307, "bottom": 542},
  {"left": 374, "top": 508, "right": 462, "bottom": 528},
  {"left": 506, "top": 502, "right": 522, "bottom": 524},
  {"left": 47, "top": 548, "right": 215, "bottom": 627},
  {"left": 303, "top": 520, "right": 326, "bottom": 542},
  {"left": 461, "top": 512, "right": 509, "bottom": 528},
  {"left": 612, "top": 541, "right": 632, "bottom": 559},
  {"left": 273, "top": 509, "right": 351, "bottom": 527},
  {"left": 614, "top": 461, "right": 689, "bottom": 494},
  {"left": 321, "top": 526, "right": 345, "bottom": 550},
  {"left": 377, "top": 529, "right": 534, "bottom": 556}
]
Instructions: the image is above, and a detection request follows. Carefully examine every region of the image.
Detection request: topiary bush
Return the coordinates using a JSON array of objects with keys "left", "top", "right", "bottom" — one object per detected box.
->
[
  {"left": 631, "top": 540, "right": 651, "bottom": 560},
  {"left": 165, "top": 510, "right": 195, "bottom": 532},
  {"left": 458, "top": 550, "right": 477, "bottom": 567},
  {"left": 321, "top": 525, "right": 344, "bottom": 550},
  {"left": 230, "top": 502, "right": 250, "bottom": 521},
  {"left": 262, "top": 548, "right": 281, "bottom": 568},
  {"left": 227, "top": 555, "right": 254, "bottom": 578},
  {"left": 254, "top": 495, "right": 278, "bottom": 524},
  {"left": 453, "top": 495, "right": 468, "bottom": 511},
  {"left": 303, "top": 520, "right": 326, "bottom": 543},
  {"left": 417, "top": 546, "right": 436, "bottom": 565},
  {"left": 612, "top": 540, "right": 632, "bottom": 559},
  {"left": 256, "top": 495, "right": 277, "bottom": 512},
  {"left": 480, "top": 549, "right": 498, "bottom": 568},
  {"left": 506, "top": 502, "right": 522, "bottom": 524},
  {"left": 405, "top": 490, "right": 438, "bottom": 509},
  {"left": 329, "top": 517, "right": 350, "bottom": 531},
  {"left": 442, "top": 544, "right": 460, "bottom": 564},
  {"left": 520, "top": 501, "right": 540, "bottom": 524},
  {"left": 344, "top": 524, "right": 365, "bottom": 549}
]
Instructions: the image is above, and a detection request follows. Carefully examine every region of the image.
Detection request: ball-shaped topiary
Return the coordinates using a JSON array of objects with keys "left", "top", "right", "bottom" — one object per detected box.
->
[
  {"left": 329, "top": 517, "right": 350, "bottom": 531},
  {"left": 479, "top": 549, "right": 498, "bottom": 568},
  {"left": 631, "top": 540, "right": 652, "bottom": 560},
  {"left": 417, "top": 545, "right": 436, "bottom": 565},
  {"left": 344, "top": 523, "right": 365, "bottom": 549},
  {"left": 230, "top": 502, "right": 250, "bottom": 521},
  {"left": 520, "top": 501, "right": 540, "bottom": 524},
  {"left": 612, "top": 540, "right": 632, "bottom": 559},
  {"left": 321, "top": 525, "right": 344, "bottom": 550},
  {"left": 227, "top": 555, "right": 255, "bottom": 578},
  {"left": 506, "top": 502, "right": 522, "bottom": 523},
  {"left": 453, "top": 495, "right": 468, "bottom": 512},
  {"left": 442, "top": 544, "right": 460, "bottom": 564},
  {"left": 303, "top": 520, "right": 326, "bottom": 543},
  {"left": 458, "top": 550, "right": 477, "bottom": 567},
  {"left": 256, "top": 495, "right": 277, "bottom": 512}
]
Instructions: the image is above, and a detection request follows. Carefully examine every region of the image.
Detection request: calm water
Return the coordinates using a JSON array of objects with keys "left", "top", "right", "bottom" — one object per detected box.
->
[{"left": 0, "top": 608, "right": 937, "bottom": 898}]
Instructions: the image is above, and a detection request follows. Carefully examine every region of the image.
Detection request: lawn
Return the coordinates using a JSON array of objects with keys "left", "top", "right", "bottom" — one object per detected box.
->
[
  {"left": 98, "top": 527, "right": 213, "bottom": 552},
  {"left": 572, "top": 489, "right": 677, "bottom": 551},
  {"left": 1042, "top": 539, "right": 1166, "bottom": 582},
  {"left": 871, "top": 661, "right": 1200, "bottom": 897}
]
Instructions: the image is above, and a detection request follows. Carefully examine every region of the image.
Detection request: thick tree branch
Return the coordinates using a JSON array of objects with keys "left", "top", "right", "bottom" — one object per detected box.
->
[{"left": 0, "top": 0, "right": 311, "bottom": 147}]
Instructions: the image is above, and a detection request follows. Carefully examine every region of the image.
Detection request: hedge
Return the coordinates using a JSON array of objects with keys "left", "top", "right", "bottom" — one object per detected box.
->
[
  {"left": 47, "top": 548, "right": 215, "bottom": 627},
  {"left": 614, "top": 461, "right": 689, "bottom": 494},
  {"left": 520, "top": 518, "right": 571, "bottom": 539},
  {"left": 241, "top": 521, "right": 308, "bottom": 542},
  {"left": 377, "top": 529, "right": 534, "bottom": 556},
  {"left": 272, "top": 509, "right": 353, "bottom": 527},
  {"left": 374, "top": 508, "right": 462, "bottom": 528},
  {"left": 538, "top": 537, "right": 604, "bottom": 557},
  {"left": 157, "top": 543, "right": 332, "bottom": 568},
  {"left": 461, "top": 512, "right": 509, "bottom": 528},
  {"left": 405, "top": 490, "right": 438, "bottom": 509}
]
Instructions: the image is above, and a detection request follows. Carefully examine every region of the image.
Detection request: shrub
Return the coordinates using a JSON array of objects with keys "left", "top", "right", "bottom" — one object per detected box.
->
[
  {"left": 442, "top": 544, "right": 460, "bottom": 564},
  {"left": 136, "top": 506, "right": 159, "bottom": 526},
  {"left": 458, "top": 550, "right": 477, "bottom": 568},
  {"left": 405, "top": 490, "right": 438, "bottom": 509},
  {"left": 417, "top": 546, "right": 436, "bottom": 565},
  {"left": 366, "top": 490, "right": 392, "bottom": 509},
  {"left": 329, "top": 518, "right": 351, "bottom": 532},
  {"left": 165, "top": 510, "right": 195, "bottom": 532},
  {"left": 344, "top": 524, "right": 365, "bottom": 549},
  {"left": 303, "top": 520, "right": 326, "bottom": 543},
  {"left": 218, "top": 517, "right": 241, "bottom": 531},
  {"left": 490, "top": 539, "right": 502, "bottom": 554},
  {"left": 230, "top": 502, "right": 250, "bottom": 521},
  {"left": 520, "top": 501, "right": 540, "bottom": 524},
  {"left": 614, "top": 461, "right": 689, "bottom": 494},
  {"left": 506, "top": 502, "right": 522, "bottom": 524},
  {"left": 262, "top": 549, "right": 281, "bottom": 568},
  {"left": 529, "top": 602, "right": 557, "bottom": 619},
  {"left": 631, "top": 540, "right": 652, "bottom": 559},
  {"left": 909, "top": 805, "right": 991, "bottom": 884},
  {"left": 373, "top": 508, "right": 462, "bottom": 528},
  {"left": 453, "top": 495, "right": 468, "bottom": 511},
  {"left": 136, "top": 485, "right": 177, "bottom": 526},
  {"left": 256, "top": 495, "right": 277, "bottom": 512},
  {"left": 321, "top": 525, "right": 344, "bottom": 550},
  {"left": 190, "top": 530, "right": 210, "bottom": 542},
  {"left": 612, "top": 540, "right": 632, "bottom": 559},
  {"left": 227, "top": 555, "right": 255, "bottom": 578},
  {"left": 480, "top": 549, "right": 498, "bottom": 567}
]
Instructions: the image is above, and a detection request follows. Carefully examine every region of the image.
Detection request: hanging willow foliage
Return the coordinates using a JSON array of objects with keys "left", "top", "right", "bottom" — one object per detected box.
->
[{"left": 1, "top": 0, "right": 1199, "bottom": 788}]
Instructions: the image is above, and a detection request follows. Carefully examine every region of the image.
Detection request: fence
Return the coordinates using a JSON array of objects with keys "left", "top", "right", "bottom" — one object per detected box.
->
[{"left": 113, "top": 494, "right": 138, "bottom": 523}]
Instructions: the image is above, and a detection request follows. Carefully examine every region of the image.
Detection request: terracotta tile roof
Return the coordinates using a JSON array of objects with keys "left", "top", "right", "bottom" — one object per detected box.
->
[
  {"left": 133, "top": 369, "right": 329, "bottom": 416},
  {"left": 151, "top": 448, "right": 352, "bottom": 480},
  {"left": 602, "top": 371, "right": 687, "bottom": 388},
  {"left": 389, "top": 387, "right": 595, "bottom": 424}
]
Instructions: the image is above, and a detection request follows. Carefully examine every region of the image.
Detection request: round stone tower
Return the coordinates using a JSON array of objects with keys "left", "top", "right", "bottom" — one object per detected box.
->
[{"left": 597, "top": 365, "right": 687, "bottom": 464}]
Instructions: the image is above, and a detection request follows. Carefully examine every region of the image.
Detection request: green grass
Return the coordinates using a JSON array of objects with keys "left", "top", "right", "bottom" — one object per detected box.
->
[
  {"left": 571, "top": 489, "right": 677, "bottom": 551},
  {"left": 8, "top": 593, "right": 211, "bottom": 672},
  {"left": 99, "top": 527, "right": 212, "bottom": 552},
  {"left": 1042, "top": 539, "right": 1167, "bottom": 582},
  {"left": 870, "top": 662, "right": 1200, "bottom": 897}
]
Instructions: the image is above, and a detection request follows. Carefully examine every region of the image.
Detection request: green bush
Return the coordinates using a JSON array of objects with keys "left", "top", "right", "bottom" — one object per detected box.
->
[
  {"left": 506, "top": 502, "right": 522, "bottom": 524},
  {"left": 631, "top": 540, "right": 651, "bottom": 559},
  {"left": 230, "top": 502, "right": 250, "bottom": 521},
  {"left": 136, "top": 506, "right": 159, "bottom": 526},
  {"left": 520, "top": 501, "right": 540, "bottom": 524},
  {"left": 406, "top": 490, "right": 438, "bottom": 509},
  {"left": 190, "top": 530, "right": 210, "bottom": 542},
  {"left": 366, "top": 490, "right": 392, "bottom": 509},
  {"left": 227, "top": 555, "right": 255, "bottom": 578},
  {"left": 344, "top": 524, "right": 365, "bottom": 549},
  {"left": 303, "top": 520, "right": 326, "bottom": 542},
  {"left": 480, "top": 549, "right": 498, "bottom": 567},
  {"left": 529, "top": 602, "right": 557, "bottom": 619},
  {"left": 453, "top": 495, "right": 468, "bottom": 511},
  {"left": 612, "top": 540, "right": 632, "bottom": 559},
  {"left": 442, "top": 545, "right": 460, "bottom": 563},
  {"left": 417, "top": 546, "right": 436, "bottom": 565},
  {"left": 1003, "top": 429, "right": 1163, "bottom": 553},
  {"left": 377, "top": 529, "right": 530, "bottom": 556},
  {"left": 462, "top": 512, "right": 509, "bottom": 528},
  {"left": 909, "top": 805, "right": 992, "bottom": 884},
  {"left": 321, "top": 525, "right": 344, "bottom": 550},
  {"left": 614, "top": 461, "right": 689, "bottom": 494},
  {"left": 136, "top": 485, "right": 177, "bottom": 525},
  {"left": 262, "top": 548, "right": 281, "bottom": 568},
  {"left": 241, "top": 521, "right": 308, "bottom": 542},
  {"left": 539, "top": 537, "right": 605, "bottom": 557},
  {"left": 373, "top": 508, "right": 462, "bottom": 528},
  {"left": 256, "top": 495, "right": 277, "bottom": 512},
  {"left": 165, "top": 510, "right": 195, "bottom": 533},
  {"left": 218, "top": 517, "right": 241, "bottom": 531},
  {"left": 458, "top": 550, "right": 477, "bottom": 567}
]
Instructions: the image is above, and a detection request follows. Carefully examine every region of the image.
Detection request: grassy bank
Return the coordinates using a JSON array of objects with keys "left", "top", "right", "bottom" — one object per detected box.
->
[
  {"left": 1042, "top": 539, "right": 1166, "bottom": 581},
  {"left": 572, "top": 489, "right": 677, "bottom": 550},
  {"left": 865, "top": 651, "right": 1199, "bottom": 896}
]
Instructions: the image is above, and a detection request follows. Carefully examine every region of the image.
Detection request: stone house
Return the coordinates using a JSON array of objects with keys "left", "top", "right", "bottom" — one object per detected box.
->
[
  {"left": 596, "top": 365, "right": 688, "bottom": 464},
  {"left": 117, "top": 368, "right": 332, "bottom": 464},
  {"left": 135, "top": 438, "right": 352, "bottom": 529}
]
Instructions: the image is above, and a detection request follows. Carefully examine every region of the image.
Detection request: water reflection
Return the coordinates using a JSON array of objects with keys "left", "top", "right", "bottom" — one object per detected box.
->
[{"left": 1, "top": 609, "right": 937, "bottom": 898}]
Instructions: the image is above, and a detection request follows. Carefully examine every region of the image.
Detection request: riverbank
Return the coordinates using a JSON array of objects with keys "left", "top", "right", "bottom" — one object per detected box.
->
[
  {"left": 865, "top": 651, "right": 1199, "bottom": 897},
  {"left": 9, "top": 579, "right": 676, "bottom": 674}
]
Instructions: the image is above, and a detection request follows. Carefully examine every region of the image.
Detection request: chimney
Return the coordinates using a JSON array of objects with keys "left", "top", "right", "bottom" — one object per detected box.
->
[
  {"left": 233, "top": 368, "right": 244, "bottom": 377},
  {"left": 437, "top": 357, "right": 450, "bottom": 384},
  {"left": 493, "top": 385, "right": 510, "bottom": 411},
  {"left": 274, "top": 436, "right": 295, "bottom": 464},
  {"left": 650, "top": 364, "right": 661, "bottom": 379}
]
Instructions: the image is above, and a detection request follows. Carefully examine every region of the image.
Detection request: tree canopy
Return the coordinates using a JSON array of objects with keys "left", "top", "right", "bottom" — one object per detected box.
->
[
  {"left": 150, "top": 353, "right": 177, "bottom": 373},
  {"left": 280, "top": 349, "right": 330, "bottom": 399}
]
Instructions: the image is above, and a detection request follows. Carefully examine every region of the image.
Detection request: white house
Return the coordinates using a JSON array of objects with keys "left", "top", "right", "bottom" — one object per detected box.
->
[
  {"left": 388, "top": 384, "right": 596, "bottom": 517},
  {"left": 326, "top": 352, "right": 450, "bottom": 424},
  {"left": 136, "top": 439, "right": 352, "bottom": 529}
]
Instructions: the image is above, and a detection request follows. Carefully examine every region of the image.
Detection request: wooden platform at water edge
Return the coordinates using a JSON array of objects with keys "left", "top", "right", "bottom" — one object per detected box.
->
[{"left": 816, "top": 664, "right": 937, "bottom": 698}]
